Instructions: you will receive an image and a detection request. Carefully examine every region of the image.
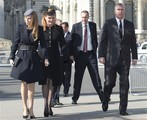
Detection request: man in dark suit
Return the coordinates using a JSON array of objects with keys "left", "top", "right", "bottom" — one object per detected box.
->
[
  {"left": 70, "top": 10, "right": 104, "bottom": 104},
  {"left": 98, "top": 3, "right": 137, "bottom": 115},
  {"left": 61, "top": 22, "right": 72, "bottom": 97}
]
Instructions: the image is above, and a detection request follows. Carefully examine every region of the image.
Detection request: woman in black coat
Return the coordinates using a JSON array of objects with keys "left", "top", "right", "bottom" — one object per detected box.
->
[
  {"left": 39, "top": 8, "right": 68, "bottom": 117},
  {"left": 9, "top": 9, "right": 49, "bottom": 119}
]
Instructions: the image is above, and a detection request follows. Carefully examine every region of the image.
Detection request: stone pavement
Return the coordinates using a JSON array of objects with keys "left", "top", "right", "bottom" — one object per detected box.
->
[
  {"left": 0, "top": 93, "right": 147, "bottom": 120},
  {"left": 0, "top": 66, "right": 147, "bottom": 120}
]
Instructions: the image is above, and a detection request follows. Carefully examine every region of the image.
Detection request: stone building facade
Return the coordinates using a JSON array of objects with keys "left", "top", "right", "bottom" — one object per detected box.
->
[
  {"left": 2, "top": 0, "right": 49, "bottom": 42},
  {"left": 0, "top": 0, "right": 147, "bottom": 43},
  {"left": 50, "top": 0, "right": 147, "bottom": 43}
]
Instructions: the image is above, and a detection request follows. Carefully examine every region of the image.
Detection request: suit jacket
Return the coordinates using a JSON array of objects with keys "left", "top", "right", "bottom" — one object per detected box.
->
[
  {"left": 98, "top": 18, "right": 137, "bottom": 66},
  {"left": 65, "top": 31, "right": 72, "bottom": 50},
  {"left": 70, "top": 22, "right": 98, "bottom": 59}
]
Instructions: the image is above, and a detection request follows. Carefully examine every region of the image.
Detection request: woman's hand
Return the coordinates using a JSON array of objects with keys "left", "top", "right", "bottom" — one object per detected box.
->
[
  {"left": 9, "top": 59, "right": 14, "bottom": 67},
  {"left": 44, "top": 59, "right": 49, "bottom": 67}
]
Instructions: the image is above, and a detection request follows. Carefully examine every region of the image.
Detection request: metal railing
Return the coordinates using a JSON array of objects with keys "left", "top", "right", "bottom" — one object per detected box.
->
[
  {"left": 0, "top": 51, "right": 147, "bottom": 95},
  {"left": 129, "top": 64, "right": 147, "bottom": 96}
]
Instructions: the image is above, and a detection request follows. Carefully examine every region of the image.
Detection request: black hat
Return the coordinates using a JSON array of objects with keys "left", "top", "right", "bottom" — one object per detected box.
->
[
  {"left": 24, "top": 9, "right": 34, "bottom": 16},
  {"left": 46, "top": 8, "right": 56, "bottom": 16},
  {"left": 40, "top": 5, "right": 49, "bottom": 13}
]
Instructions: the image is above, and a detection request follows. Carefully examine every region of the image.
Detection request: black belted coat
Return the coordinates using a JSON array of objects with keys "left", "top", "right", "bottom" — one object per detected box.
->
[
  {"left": 38, "top": 24, "right": 69, "bottom": 86},
  {"left": 9, "top": 23, "right": 48, "bottom": 84}
]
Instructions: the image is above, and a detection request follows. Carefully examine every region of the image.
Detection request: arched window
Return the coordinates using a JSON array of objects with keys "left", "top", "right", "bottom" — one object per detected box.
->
[
  {"left": 125, "top": 0, "right": 133, "bottom": 22},
  {"left": 105, "top": 0, "right": 115, "bottom": 20}
]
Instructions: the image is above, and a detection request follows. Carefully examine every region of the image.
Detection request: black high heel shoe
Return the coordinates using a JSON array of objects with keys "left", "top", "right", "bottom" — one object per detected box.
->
[
  {"left": 30, "top": 116, "right": 36, "bottom": 119},
  {"left": 23, "top": 115, "right": 28, "bottom": 119},
  {"left": 28, "top": 109, "right": 36, "bottom": 119},
  {"left": 49, "top": 108, "right": 53, "bottom": 116},
  {"left": 44, "top": 104, "right": 49, "bottom": 117},
  {"left": 23, "top": 109, "right": 29, "bottom": 119}
]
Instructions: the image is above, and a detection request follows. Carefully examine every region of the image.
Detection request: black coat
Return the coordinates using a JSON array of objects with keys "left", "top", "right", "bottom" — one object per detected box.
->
[
  {"left": 10, "top": 23, "right": 47, "bottom": 83},
  {"left": 39, "top": 24, "right": 67, "bottom": 86},
  {"left": 98, "top": 18, "right": 138, "bottom": 66}
]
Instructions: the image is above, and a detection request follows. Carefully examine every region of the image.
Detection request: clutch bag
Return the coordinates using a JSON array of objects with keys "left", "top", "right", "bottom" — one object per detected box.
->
[{"left": 14, "top": 56, "right": 21, "bottom": 67}]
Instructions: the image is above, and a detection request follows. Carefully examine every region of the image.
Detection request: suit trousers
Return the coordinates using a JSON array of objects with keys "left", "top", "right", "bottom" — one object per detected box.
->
[
  {"left": 63, "top": 60, "right": 72, "bottom": 95},
  {"left": 72, "top": 51, "right": 103, "bottom": 102},
  {"left": 104, "top": 56, "right": 130, "bottom": 111}
]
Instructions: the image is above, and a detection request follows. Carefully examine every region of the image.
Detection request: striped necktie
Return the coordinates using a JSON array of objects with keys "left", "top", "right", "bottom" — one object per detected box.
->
[{"left": 83, "top": 25, "right": 87, "bottom": 52}]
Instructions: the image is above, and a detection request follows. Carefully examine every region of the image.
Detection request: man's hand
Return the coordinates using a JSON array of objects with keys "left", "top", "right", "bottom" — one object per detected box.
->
[
  {"left": 132, "top": 59, "right": 137, "bottom": 65},
  {"left": 44, "top": 59, "right": 49, "bottom": 67},
  {"left": 99, "top": 57, "right": 105, "bottom": 64},
  {"left": 70, "top": 56, "right": 74, "bottom": 61}
]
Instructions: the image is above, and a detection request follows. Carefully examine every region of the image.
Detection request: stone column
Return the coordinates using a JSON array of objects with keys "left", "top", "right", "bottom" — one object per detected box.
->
[
  {"left": 62, "top": 0, "right": 67, "bottom": 22},
  {"left": 54, "top": 0, "right": 61, "bottom": 20},
  {"left": 137, "top": 0, "right": 143, "bottom": 42},
  {"left": 100, "top": 0, "right": 105, "bottom": 28},
  {"left": 69, "top": 0, "right": 74, "bottom": 29},
  {"left": 89, "top": 0, "right": 94, "bottom": 21},
  {"left": 119, "top": 0, "right": 124, "bottom": 3},
  {"left": 94, "top": 0, "right": 100, "bottom": 29}
]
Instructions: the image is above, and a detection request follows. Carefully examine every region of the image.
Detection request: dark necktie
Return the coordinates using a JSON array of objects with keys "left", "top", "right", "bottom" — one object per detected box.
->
[
  {"left": 119, "top": 20, "right": 123, "bottom": 39},
  {"left": 83, "top": 25, "right": 87, "bottom": 52}
]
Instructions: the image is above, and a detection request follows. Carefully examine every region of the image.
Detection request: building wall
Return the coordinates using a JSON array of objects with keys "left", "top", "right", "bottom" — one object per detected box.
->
[
  {"left": 0, "top": 0, "right": 4, "bottom": 38},
  {"left": 26, "top": 0, "right": 49, "bottom": 25},
  {"left": 1, "top": 0, "right": 147, "bottom": 42},
  {"left": 52, "top": 0, "right": 147, "bottom": 42}
]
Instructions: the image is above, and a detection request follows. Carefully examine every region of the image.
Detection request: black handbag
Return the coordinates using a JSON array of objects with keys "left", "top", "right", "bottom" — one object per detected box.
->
[{"left": 14, "top": 56, "right": 21, "bottom": 67}]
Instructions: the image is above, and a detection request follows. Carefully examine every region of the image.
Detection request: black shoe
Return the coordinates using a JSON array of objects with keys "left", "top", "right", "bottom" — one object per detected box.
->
[
  {"left": 44, "top": 104, "right": 49, "bottom": 117},
  {"left": 23, "top": 115, "right": 28, "bottom": 119},
  {"left": 72, "top": 100, "right": 77, "bottom": 104},
  {"left": 51, "top": 101, "right": 56, "bottom": 107},
  {"left": 120, "top": 111, "right": 129, "bottom": 115},
  {"left": 49, "top": 108, "right": 53, "bottom": 116},
  {"left": 56, "top": 102, "right": 63, "bottom": 105},
  {"left": 64, "top": 94, "right": 68, "bottom": 97},
  {"left": 102, "top": 100, "right": 108, "bottom": 112},
  {"left": 30, "top": 116, "right": 36, "bottom": 119}
]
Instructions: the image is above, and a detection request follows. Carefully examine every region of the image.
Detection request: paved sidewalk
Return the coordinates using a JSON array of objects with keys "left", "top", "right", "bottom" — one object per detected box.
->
[{"left": 0, "top": 93, "right": 147, "bottom": 120}]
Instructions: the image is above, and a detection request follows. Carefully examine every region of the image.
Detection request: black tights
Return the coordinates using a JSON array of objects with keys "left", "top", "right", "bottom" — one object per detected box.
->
[{"left": 42, "top": 79, "right": 54, "bottom": 108}]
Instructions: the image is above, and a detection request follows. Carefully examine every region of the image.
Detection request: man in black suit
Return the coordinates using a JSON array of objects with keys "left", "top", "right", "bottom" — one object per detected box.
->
[
  {"left": 70, "top": 10, "right": 104, "bottom": 104},
  {"left": 61, "top": 22, "right": 72, "bottom": 97},
  {"left": 98, "top": 3, "right": 137, "bottom": 115}
]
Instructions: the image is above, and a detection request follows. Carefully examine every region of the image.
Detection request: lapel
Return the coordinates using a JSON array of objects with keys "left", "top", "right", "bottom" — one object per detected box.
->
[
  {"left": 89, "top": 22, "right": 92, "bottom": 37},
  {"left": 112, "top": 18, "right": 119, "bottom": 33},
  {"left": 123, "top": 19, "right": 127, "bottom": 39},
  {"left": 112, "top": 18, "right": 123, "bottom": 41},
  {"left": 78, "top": 22, "right": 82, "bottom": 39}
]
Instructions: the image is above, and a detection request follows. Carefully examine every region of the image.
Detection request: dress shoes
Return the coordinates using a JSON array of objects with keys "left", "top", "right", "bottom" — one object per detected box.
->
[
  {"left": 72, "top": 100, "right": 77, "bottom": 104},
  {"left": 120, "top": 111, "right": 129, "bottom": 115},
  {"left": 56, "top": 101, "right": 63, "bottom": 105},
  {"left": 102, "top": 100, "right": 108, "bottom": 112},
  {"left": 64, "top": 94, "right": 68, "bottom": 97}
]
